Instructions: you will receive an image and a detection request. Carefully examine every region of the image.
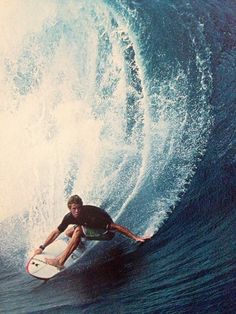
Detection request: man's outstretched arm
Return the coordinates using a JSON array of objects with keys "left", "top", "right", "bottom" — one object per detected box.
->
[
  {"left": 110, "top": 223, "right": 151, "bottom": 242},
  {"left": 33, "top": 228, "right": 61, "bottom": 256}
]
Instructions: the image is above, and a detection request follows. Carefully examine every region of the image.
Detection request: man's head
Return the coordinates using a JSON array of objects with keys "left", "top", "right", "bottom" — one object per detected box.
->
[{"left": 67, "top": 195, "right": 83, "bottom": 218}]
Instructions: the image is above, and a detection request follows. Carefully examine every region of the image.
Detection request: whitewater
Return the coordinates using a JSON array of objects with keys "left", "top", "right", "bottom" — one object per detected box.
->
[{"left": 0, "top": 0, "right": 235, "bottom": 313}]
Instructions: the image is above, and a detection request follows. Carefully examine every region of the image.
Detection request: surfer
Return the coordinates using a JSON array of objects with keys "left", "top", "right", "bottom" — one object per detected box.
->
[{"left": 33, "top": 195, "right": 151, "bottom": 269}]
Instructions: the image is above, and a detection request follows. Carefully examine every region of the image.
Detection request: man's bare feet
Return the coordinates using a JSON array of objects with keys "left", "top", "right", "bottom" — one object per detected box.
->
[{"left": 45, "top": 258, "right": 64, "bottom": 270}]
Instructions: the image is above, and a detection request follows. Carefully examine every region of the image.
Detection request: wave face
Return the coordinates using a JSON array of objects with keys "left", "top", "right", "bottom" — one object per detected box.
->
[{"left": 0, "top": 0, "right": 235, "bottom": 313}]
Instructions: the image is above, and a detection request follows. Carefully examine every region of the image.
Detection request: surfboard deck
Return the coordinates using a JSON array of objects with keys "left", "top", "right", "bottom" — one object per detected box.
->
[{"left": 26, "top": 237, "right": 86, "bottom": 280}]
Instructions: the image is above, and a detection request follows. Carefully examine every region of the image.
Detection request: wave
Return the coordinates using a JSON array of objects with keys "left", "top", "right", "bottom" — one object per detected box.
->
[
  {"left": 0, "top": 0, "right": 212, "bottom": 264},
  {"left": 0, "top": 1, "right": 236, "bottom": 312}
]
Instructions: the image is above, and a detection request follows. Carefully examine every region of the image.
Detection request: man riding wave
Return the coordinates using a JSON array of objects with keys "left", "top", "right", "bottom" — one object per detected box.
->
[{"left": 34, "top": 195, "right": 151, "bottom": 269}]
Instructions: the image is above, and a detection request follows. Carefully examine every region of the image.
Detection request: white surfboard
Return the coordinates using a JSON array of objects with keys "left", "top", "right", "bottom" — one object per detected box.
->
[{"left": 26, "top": 237, "right": 87, "bottom": 280}]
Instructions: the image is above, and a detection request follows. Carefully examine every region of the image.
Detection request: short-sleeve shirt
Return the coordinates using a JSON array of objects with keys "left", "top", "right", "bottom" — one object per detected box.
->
[{"left": 57, "top": 205, "right": 113, "bottom": 233}]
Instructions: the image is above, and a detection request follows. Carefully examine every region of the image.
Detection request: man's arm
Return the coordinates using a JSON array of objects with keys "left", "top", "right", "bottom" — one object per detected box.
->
[
  {"left": 33, "top": 228, "right": 61, "bottom": 256},
  {"left": 110, "top": 223, "right": 152, "bottom": 242}
]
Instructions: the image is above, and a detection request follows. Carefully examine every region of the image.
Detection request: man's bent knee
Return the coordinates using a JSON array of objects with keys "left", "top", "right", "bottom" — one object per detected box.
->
[
  {"left": 73, "top": 226, "right": 83, "bottom": 238},
  {"left": 65, "top": 227, "right": 75, "bottom": 238}
]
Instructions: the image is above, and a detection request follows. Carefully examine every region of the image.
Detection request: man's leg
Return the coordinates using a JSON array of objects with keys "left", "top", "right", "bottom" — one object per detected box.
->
[
  {"left": 65, "top": 226, "right": 76, "bottom": 238},
  {"left": 45, "top": 226, "right": 83, "bottom": 268},
  {"left": 109, "top": 223, "right": 151, "bottom": 242}
]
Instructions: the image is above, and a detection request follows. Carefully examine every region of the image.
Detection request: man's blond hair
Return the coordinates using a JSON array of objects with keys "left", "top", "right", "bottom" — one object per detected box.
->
[{"left": 67, "top": 195, "right": 83, "bottom": 209}]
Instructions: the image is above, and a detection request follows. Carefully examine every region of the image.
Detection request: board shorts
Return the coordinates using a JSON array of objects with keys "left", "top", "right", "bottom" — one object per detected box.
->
[{"left": 73, "top": 225, "right": 115, "bottom": 241}]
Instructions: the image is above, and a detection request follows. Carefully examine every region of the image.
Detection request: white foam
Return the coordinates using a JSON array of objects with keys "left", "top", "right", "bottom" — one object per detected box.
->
[{"left": 0, "top": 1, "right": 212, "bottom": 256}]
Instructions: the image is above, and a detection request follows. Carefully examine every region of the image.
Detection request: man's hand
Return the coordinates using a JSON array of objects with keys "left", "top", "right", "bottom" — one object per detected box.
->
[
  {"left": 135, "top": 235, "right": 153, "bottom": 243},
  {"left": 33, "top": 247, "right": 43, "bottom": 257},
  {"left": 32, "top": 228, "right": 61, "bottom": 257}
]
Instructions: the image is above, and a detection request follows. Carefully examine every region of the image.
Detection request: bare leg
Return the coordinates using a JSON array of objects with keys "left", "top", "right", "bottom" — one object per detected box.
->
[
  {"left": 110, "top": 223, "right": 152, "bottom": 242},
  {"left": 55, "top": 226, "right": 76, "bottom": 260},
  {"left": 65, "top": 226, "right": 76, "bottom": 238},
  {"left": 45, "top": 226, "right": 83, "bottom": 268}
]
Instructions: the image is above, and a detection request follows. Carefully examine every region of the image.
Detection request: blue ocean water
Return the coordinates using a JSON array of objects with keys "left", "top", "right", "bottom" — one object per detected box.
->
[{"left": 0, "top": 0, "right": 235, "bottom": 313}]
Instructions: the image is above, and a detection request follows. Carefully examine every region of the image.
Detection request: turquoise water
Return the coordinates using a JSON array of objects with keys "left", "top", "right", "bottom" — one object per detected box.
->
[{"left": 0, "top": 0, "right": 235, "bottom": 313}]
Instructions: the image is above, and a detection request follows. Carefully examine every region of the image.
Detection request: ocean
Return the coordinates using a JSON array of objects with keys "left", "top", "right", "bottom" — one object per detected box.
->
[{"left": 0, "top": 0, "right": 235, "bottom": 313}]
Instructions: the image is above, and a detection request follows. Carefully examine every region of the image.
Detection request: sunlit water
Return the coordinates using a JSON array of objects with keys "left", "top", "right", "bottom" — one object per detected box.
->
[{"left": 0, "top": 1, "right": 235, "bottom": 313}]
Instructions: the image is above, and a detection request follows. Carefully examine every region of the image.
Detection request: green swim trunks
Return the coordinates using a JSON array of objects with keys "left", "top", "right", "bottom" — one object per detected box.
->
[{"left": 81, "top": 226, "right": 115, "bottom": 241}]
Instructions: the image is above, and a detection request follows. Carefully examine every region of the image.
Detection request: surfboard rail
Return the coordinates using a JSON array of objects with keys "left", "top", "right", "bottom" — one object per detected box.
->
[{"left": 26, "top": 238, "right": 86, "bottom": 280}]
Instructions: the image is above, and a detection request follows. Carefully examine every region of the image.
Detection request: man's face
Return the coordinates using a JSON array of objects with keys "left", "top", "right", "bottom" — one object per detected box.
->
[{"left": 70, "top": 203, "right": 82, "bottom": 218}]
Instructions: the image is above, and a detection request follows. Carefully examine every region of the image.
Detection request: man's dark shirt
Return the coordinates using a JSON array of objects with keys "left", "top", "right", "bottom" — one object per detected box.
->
[{"left": 57, "top": 205, "right": 113, "bottom": 232}]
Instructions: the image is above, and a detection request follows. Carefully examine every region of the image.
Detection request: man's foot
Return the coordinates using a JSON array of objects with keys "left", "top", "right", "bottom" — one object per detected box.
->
[{"left": 45, "top": 258, "right": 64, "bottom": 270}]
